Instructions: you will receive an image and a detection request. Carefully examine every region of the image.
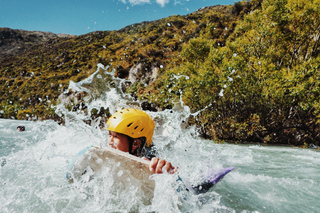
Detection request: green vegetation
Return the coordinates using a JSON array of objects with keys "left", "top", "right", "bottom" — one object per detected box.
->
[
  {"left": 142, "top": 0, "right": 320, "bottom": 146},
  {"left": 1, "top": 0, "right": 319, "bottom": 146},
  {"left": 0, "top": 3, "right": 241, "bottom": 122}
]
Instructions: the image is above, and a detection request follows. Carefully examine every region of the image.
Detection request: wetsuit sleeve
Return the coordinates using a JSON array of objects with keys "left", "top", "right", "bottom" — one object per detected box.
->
[{"left": 143, "top": 145, "right": 158, "bottom": 160}]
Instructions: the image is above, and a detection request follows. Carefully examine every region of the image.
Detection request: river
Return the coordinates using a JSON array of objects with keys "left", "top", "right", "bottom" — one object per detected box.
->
[{"left": 1, "top": 65, "right": 319, "bottom": 212}]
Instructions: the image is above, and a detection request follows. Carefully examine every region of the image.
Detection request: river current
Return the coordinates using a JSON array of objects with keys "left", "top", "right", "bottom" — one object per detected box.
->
[{"left": 1, "top": 65, "right": 319, "bottom": 212}]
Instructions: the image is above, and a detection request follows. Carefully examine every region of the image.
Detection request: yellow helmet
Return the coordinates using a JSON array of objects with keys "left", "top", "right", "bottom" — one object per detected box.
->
[{"left": 106, "top": 108, "right": 155, "bottom": 146}]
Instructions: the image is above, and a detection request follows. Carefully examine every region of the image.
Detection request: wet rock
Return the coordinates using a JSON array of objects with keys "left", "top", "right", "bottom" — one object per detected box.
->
[{"left": 140, "top": 101, "right": 157, "bottom": 112}]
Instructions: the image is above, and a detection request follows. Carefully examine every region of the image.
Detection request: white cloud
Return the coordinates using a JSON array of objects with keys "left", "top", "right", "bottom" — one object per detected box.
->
[
  {"left": 156, "top": 0, "right": 169, "bottom": 7},
  {"left": 125, "top": 0, "right": 151, "bottom": 5},
  {"left": 173, "top": 0, "right": 181, "bottom": 5},
  {"left": 120, "top": 0, "right": 172, "bottom": 7},
  {"left": 173, "top": 0, "right": 190, "bottom": 6},
  {"left": 132, "top": 0, "right": 150, "bottom": 3}
]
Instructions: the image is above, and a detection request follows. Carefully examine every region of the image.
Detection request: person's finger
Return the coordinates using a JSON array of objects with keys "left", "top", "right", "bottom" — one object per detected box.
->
[
  {"left": 166, "top": 163, "right": 178, "bottom": 174},
  {"left": 171, "top": 166, "right": 178, "bottom": 174},
  {"left": 163, "top": 161, "right": 172, "bottom": 173},
  {"left": 150, "top": 157, "right": 159, "bottom": 172},
  {"left": 155, "top": 159, "right": 166, "bottom": 174}
]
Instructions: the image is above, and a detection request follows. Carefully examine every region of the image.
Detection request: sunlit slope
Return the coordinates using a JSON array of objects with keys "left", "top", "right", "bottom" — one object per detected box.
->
[
  {"left": 4, "top": 0, "right": 320, "bottom": 146},
  {"left": 0, "top": 3, "right": 249, "bottom": 121},
  {"left": 148, "top": 0, "right": 320, "bottom": 146}
]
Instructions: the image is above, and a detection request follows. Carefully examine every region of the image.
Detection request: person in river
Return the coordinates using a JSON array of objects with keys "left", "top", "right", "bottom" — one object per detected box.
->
[
  {"left": 17, "top": 125, "right": 25, "bottom": 132},
  {"left": 67, "top": 108, "right": 232, "bottom": 192},
  {"left": 106, "top": 108, "right": 176, "bottom": 174},
  {"left": 107, "top": 109, "right": 235, "bottom": 193}
]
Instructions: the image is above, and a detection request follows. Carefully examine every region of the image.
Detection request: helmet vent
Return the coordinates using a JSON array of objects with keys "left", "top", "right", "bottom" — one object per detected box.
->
[
  {"left": 141, "top": 128, "right": 144, "bottom": 132},
  {"left": 134, "top": 126, "right": 138, "bottom": 129},
  {"left": 127, "top": 122, "right": 133, "bottom": 127}
]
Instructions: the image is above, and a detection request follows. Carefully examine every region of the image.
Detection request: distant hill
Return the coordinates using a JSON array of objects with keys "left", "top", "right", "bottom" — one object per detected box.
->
[{"left": 0, "top": 28, "right": 73, "bottom": 58}]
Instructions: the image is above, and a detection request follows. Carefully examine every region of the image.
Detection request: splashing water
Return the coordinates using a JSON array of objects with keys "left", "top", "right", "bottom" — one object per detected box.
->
[{"left": 1, "top": 64, "right": 320, "bottom": 212}]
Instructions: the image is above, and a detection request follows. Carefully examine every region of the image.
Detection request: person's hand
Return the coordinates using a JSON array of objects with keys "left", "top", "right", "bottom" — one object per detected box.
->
[{"left": 147, "top": 157, "right": 177, "bottom": 174}]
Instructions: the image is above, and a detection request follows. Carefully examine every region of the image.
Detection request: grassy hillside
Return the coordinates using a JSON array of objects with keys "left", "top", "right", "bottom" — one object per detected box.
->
[
  {"left": 2, "top": 0, "right": 319, "bottom": 146},
  {"left": 0, "top": 2, "right": 250, "bottom": 121},
  {"left": 146, "top": 0, "right": 320, "bottom": 147}
]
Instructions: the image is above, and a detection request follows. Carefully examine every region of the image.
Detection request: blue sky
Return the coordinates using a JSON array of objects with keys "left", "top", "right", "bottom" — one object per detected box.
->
[{"left": 0, "top": 0, "right": 237, "bottom": 35}]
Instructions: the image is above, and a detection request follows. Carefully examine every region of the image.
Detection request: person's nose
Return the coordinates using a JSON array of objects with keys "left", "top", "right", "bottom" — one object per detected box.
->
[{"left": 108, "top": 136, "right": 115, "bottom": 147}]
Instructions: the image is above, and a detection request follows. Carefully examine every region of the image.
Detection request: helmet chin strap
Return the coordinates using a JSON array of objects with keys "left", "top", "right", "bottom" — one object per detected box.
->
[{"left": 128, "top": 137, "right": 134, "bottom": 154}]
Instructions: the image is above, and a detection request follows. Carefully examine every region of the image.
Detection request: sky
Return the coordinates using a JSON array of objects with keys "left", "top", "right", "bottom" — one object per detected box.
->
[{"left": 0, "top": 0, "right": 237, "bottom": 35}]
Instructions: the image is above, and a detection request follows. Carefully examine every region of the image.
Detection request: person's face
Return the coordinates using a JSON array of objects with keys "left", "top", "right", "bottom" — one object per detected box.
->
[{"left": 108, "top": 131, "right": 130, "bottom": 152}]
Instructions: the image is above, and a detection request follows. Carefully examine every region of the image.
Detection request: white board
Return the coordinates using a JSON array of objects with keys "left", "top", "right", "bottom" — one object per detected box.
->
[{"left": 69, "top": 146, "right": 155, "bottom": 197}]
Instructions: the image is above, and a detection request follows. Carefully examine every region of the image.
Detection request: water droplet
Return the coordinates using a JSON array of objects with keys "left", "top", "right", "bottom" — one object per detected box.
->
[
  {"left": 117, "top": 170, "right": 123, "bottom": 177},
  {"left": 219, "top": 89, "right": 224, "bottom": 97}
]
